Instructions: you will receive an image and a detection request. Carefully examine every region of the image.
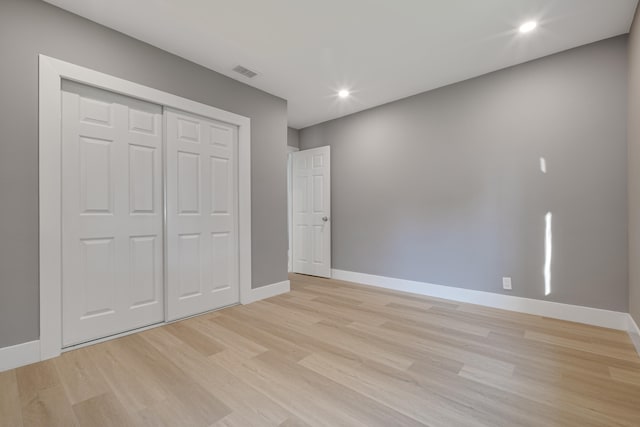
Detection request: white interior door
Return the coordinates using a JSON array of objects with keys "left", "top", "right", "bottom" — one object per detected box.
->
[
  {"left": 166, "top": 108, "right": 239, "bottom": 321},
  {"left": 61, "top": 81, "right": 164, "bottom": 347},
  {"left": 292, "top": 146, "right": 331, "bottom": 277}
]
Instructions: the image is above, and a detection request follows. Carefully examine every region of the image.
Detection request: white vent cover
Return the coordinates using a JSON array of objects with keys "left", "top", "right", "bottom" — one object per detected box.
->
[{"left": 232, "top": 65, "right": 258, "bottom": 78}]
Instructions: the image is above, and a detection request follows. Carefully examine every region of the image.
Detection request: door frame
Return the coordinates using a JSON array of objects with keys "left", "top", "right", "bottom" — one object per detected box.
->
[
  {"left": 39, "top": 55, "right": 252, "bottom": 360},
  {"left": 286, "top": 146, "right": 299, "bottom": 272}
]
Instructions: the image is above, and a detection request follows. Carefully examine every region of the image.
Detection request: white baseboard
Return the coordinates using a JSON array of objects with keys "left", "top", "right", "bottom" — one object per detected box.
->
[
  {"left": 242, "top": 280, "right": 290, "bottom": 304},
  {"left": 628, "top": 315, "right": 640, "bottom": 356},
  {"left": 0, "top": 340, "right": 40, "bottom": 372},
  {"left": 1, "top": 276, "right": 632, "bottom": 372},
  {"left": 332, "top": 269, "right": 630, "bottom": 331},
  {"left": 630, "top": 314, "right": 640, "bottom": 335}
]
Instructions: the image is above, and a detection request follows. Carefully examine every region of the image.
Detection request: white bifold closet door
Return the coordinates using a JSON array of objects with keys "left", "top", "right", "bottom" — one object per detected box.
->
[
  {"left": 165, "top": 108, "right": 240, "bottom": 321},
  {"left": 61, "top": 81, "right": 164, "bottom": 346}
]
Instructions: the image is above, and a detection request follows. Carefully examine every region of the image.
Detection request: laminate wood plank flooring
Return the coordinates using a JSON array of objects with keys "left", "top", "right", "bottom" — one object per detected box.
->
[{"left": 2, "top": 273, "right": 640, "bottom": 426}]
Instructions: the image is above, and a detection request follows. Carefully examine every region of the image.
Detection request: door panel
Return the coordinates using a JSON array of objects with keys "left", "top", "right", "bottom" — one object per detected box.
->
[
  {"left": 80, "top": 238, "right": 116, "bottom": 318},
  {"left": 129, "top": 145, "right": 156, "bottom": 213},
  {"left": 80, "top": 137, "right": 113, "bottom": 213},
  {"left": 166, "top": 108, "right": 239, "bottom": 320},
  {"left": 129, "top": 235, "right": 159, "bottom": 308},
  {"left": 292, "top": 146, "right": 331, "bottom": 277},
  {"left": 178, "top": 233, "right": 202, "bottom": 298},
  {"left": 62, "top": 81, "right": 164, "bottom": 346},
  {"left": 210, "top": 156, "right": 230, "bottom": 213},
  {"left": 177, "top": 151, "right": 201, "bottom": 214}
]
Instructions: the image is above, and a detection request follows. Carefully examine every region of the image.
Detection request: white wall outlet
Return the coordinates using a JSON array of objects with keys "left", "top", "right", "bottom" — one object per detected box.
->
[{"left": 502, "top": 277, "right": 512, "bottom": 290}]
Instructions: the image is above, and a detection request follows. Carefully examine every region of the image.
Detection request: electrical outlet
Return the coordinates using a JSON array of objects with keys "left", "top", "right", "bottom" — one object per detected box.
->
[{"left": 502, "top": 277, "right": 512, "bottom": 290}]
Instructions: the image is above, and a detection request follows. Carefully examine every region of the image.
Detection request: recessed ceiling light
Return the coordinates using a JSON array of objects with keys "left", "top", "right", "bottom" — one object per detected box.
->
[
  {"left": 338, "top": 89, "right": 350, "bottom": 98},
  {"left": 519, "top": 21, "right": 537, "bottom": 33}
]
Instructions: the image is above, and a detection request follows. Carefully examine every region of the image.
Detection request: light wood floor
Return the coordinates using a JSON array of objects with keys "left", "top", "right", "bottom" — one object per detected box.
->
[{"left": 2, "top": 273, "right": 640, "bottom": 427}]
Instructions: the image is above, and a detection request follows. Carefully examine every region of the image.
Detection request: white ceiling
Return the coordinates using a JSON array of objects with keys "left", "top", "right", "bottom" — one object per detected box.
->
[{"left": 45, "top": 0, "right": 638, "bottom": 129}]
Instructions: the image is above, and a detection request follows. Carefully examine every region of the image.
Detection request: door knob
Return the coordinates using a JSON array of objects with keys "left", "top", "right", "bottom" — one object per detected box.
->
[{"left": 322, "top": 216, "right": 328, "bottom": 222}]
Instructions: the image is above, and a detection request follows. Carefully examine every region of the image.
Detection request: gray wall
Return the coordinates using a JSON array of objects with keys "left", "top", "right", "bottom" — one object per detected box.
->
[
  {"left": 0, "top": 0, "right": 288, "bottom": 349},
  {"left": 288, "top": 127, "right": 300, "bottom": 148},
  {"left": 629, "top": 7, "right": 640, "bottom": 326},
  {"left": 300, "top": 36, "right": 628, "bottom": 311}
]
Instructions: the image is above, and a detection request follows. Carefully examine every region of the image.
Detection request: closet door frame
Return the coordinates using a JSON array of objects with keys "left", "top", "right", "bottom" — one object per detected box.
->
[{"left": 39, "top": 55, "right": 252, "bottom": 360}]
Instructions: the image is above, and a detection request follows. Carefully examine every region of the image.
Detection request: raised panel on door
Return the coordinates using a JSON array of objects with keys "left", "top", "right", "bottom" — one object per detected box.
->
[
  {"left": 129, "top": 109, "right": 157, "bottom": 135},
  {"left": 294, "top": 174, "right": 309, "bottom": 214},
  {"left": 129, "top": 145, "right": 156, "bottom": 214},
  {"left": 292, "top": 146, "right": 331, "bottom": 278},
  {"left": 79, "top": 238, "right": 116, "bottom": 318},
  {"left": 62, "top": 81, "right": 164, "bottom": 347},
  {"left": 166, "top": 108, "right": 239, "bottom": 321},
  {"left": 129, "top": 235, "right": 160, "bottom": 308},
  {"left": 295, "top": 225, "right": 309, "bottom": 264},
  {"left": 178, "top": 117, "right": 201, "bottom": 142},
  {"left": 80, "top": 137, "right": 113, "bottom": 214},
  {"left": 312, "top": 175, "right": 324, "bottom": 213},
  {"left": 210, "top": 156, "right": 230, "bottom": 214},
  {"left": 178, "top": 233, "right": 203, "bottom": 299},
  {"left": 312, "top": 226, "right": 325, "bottom": 264},
  {"left": 211, "top": 232, "right": 232, "bottom": 291},
  {"left": 177, "top": 151, "right": 201, "bottom": 214},
  {"left": 79, "top": 96, "right": 112, "bottom": 126}
]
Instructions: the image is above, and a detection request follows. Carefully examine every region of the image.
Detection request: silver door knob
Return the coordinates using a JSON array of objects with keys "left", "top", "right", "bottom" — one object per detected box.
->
[{"left": 322, "top": 216, "right": 328, "bottom": 222}]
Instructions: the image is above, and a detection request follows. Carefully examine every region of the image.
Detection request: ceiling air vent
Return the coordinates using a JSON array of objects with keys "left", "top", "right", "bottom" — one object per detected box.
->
[{"left": 233, "top": 65, "right": 258, "bottom": 78}]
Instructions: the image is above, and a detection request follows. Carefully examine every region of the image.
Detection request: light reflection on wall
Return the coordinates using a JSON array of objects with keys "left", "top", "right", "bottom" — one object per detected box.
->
[
  {"left": 541, "top": 156, "right": 551, "bottom": 296},
  {"left": 540, "top": 157, "right": 547, "bottom": 174},
  {"left": 544, "top": 211, "right": 553, "bottom": 296}
]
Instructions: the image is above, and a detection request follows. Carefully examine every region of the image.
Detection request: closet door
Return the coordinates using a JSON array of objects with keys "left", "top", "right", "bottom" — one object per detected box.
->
[
  {"left": 165, "top": 108, "right": 239, "bottom": 320},
  {"left": 61, "top": 81, "right": 164, "bottom": 346}
]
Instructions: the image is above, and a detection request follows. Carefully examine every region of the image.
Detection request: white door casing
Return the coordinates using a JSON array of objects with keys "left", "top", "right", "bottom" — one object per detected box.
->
[
  {"left": 292, "top": 146, "right": 331, "bottom": 277},
  {"left": 165, "top": 108, "right": 240, "bottom": 320},
  {"left": 61, "top": 81, "right": 164, "bottom": 346},
  {"left": 287, "top": 145, "right": 299, "bottom": 272}
]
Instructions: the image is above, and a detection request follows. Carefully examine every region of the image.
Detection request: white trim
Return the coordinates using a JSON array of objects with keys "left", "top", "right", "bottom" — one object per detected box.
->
[
  {"left": 628, "top": 315, "right": 640, "bottom": 356},
  {"left": 39, "top": 55, "right": 252, "bottom": 360},
  {"left": 39, "top": 55, "right": 63, "bottom": 361},
  {"left": 332, "top": 269, "right": 630, "bottom": 331},
  {"left": 0, "top": 341, "right": 41, "bottom": 372},
  {"left": 243, "top": 280, "right": 290, "bottom": 304},
  {"left": 630, "top": 314, "right": 640, "bottom": 336},
  {"left": 286, "top": 146, "right": 298, "bottom": 272}
]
